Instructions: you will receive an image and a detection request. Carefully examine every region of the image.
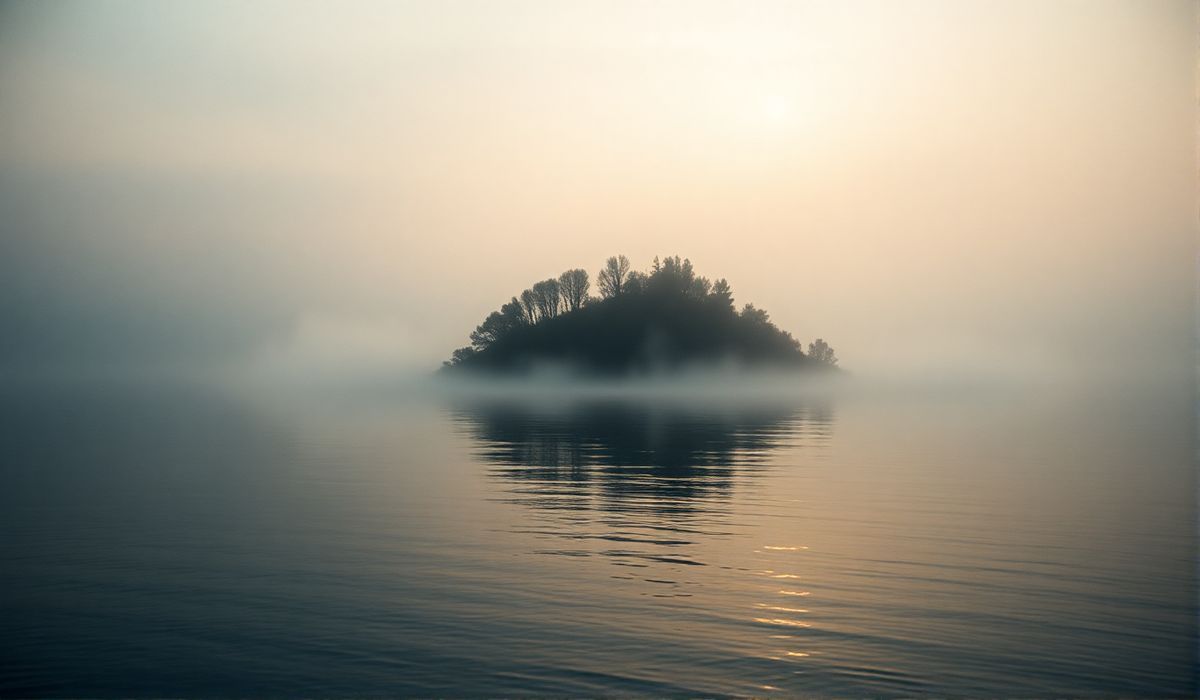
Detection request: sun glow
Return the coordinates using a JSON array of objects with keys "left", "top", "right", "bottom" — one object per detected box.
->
[{"left": 761, "top": 93, "right": 792, "bottom": 124}]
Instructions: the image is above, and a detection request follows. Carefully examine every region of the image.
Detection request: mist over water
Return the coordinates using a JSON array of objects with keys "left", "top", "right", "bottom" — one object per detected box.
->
[{"left": 2, "top": 374, "right": 1194, "bottom": 696}]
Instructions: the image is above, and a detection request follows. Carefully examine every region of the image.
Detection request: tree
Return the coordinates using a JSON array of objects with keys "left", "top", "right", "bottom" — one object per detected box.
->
[
  {"left": 519, "top": 288, "right": 538, "bottom": 323},
  {"left": 711, "top": 278, "right": 733, "bottom": 310},
  {"left": 658, "top": 255, "right": 691, "bottom": 277},
  {"left": 445, "top": 345, "right": 477, "bottom": 367},
  {"left": 688, "top": 276, "right": 712, "bottom": 299},
  {"left": 741, "top": 303, "right": 769, "bottom": 325},
  {"left": 647, "top": 255, "right": 697, "bottom": 296},
  {"left": 625, "top": 270, "right": 648, "bottom": 295},
  {"left": 807, "top": 338, "right": 838, "bottom": 366},
  {"left": 532, "top": 278, "right": 561, "bottom": 320},
  {"left": 500, "top": 297, "right": 526, "bottom": 328},
  {"left": 597, "top": 254, "right": 631, "bottom": 298},
  {"left": 469, "top": 298, "right": 527, "bottom": 350},
  {"left": 558, "top": 268, "right": 590, "bottom": 312},
  {"left": 469, "top": 311, "right": 506, "bottom": 350}
]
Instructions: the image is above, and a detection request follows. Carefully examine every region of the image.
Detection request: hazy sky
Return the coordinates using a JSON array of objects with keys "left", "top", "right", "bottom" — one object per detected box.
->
[{"left": 0, "top": 0, "right": 1193, "bottom": 382}]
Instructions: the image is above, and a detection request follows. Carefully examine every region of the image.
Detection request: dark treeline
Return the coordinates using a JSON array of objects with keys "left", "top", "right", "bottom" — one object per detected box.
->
[{"left": 443, "top": 255, "right": 838, "bottom": 374}]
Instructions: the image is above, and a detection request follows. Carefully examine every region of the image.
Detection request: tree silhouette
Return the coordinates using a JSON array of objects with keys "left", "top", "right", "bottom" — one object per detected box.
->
[
  {"left": 647, "top": 255, "right": 692, "bottom": 295},
  {"left": 625, "top": 270, "right": 648, "bottom": 295},
  {"left": 597, "top": 255, "right": 631, "bottom": 298},
  {"left": 519, "top": 288, "right": 538, "bottom": 323},
  {"left": 501, "top": 297, "right": 526, "bottom": 327},
  {"left": 532, "top": 278, "right": 561, "bottom": 320},
  {"left": 807, "top": 338, "right": 838, "bottom": 366},
  {"left": 711, "top": 278, "right": 733, "bottom": 310},
  {"left": 469, "top": 312, "right": 506, "bottom": 350},
  {"left": 443, "top": 345, "right": 477, "bottom": 368},
  {"left": 469, "top": 298, "right": 526, "bottom": 350},
  {"left": 740, "top": 303, "right": 769, "bottom": 325},
  {"left": 558, "top": 268, "right": 590, "bottom": 312}
]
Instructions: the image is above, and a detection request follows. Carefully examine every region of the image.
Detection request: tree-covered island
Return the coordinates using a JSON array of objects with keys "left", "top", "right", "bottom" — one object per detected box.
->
[{"left": 442, "top": 255, "right": 838, "bottom": 375}]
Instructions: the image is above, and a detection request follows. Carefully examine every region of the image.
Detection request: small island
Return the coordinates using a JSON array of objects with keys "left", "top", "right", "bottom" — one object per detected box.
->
[{"left": 442, "top": 255, "right": 838, "bottom": 375}]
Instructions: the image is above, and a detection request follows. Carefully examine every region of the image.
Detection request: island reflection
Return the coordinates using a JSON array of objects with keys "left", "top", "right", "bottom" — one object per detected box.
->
[{"left": 450, "top": 399, "right": 834, "bottom": 569}]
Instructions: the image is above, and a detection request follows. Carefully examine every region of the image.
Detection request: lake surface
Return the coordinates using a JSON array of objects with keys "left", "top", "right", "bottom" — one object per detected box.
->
[{"left": 1, "top": 379, "right": 1195, "bottom": 696}]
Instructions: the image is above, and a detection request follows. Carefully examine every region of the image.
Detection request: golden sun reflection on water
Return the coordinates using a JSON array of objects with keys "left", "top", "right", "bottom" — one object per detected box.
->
[
  {"left": 753, "top": 618, "right": 812, "bottom": 627},
  {"left": 755, "top": 604, "right": 808, "bottom": 613},
  {"left": 747, "top": 539, "right": 822, "bottom": 682}
]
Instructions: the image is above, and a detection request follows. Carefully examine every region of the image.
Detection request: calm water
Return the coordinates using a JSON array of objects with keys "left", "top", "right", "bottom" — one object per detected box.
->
[{"left": 1, "top": 380, "right": 1195, "bottom": 696}]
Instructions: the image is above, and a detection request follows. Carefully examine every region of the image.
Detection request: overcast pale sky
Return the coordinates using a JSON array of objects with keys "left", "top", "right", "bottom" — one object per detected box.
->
[{"left": 0, "top": 0, "right": 1193, "bottom": 383}]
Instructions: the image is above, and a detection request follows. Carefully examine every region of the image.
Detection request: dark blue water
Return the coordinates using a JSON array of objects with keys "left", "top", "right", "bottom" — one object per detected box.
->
[{"left": 1, "top": 380, "right": 1194, "bottom": 696}]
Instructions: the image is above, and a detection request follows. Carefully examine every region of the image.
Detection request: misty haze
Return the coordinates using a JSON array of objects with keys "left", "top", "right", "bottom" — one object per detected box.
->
[{"left": 0, "top": 1, "right": 1195, "bottom": 698}]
